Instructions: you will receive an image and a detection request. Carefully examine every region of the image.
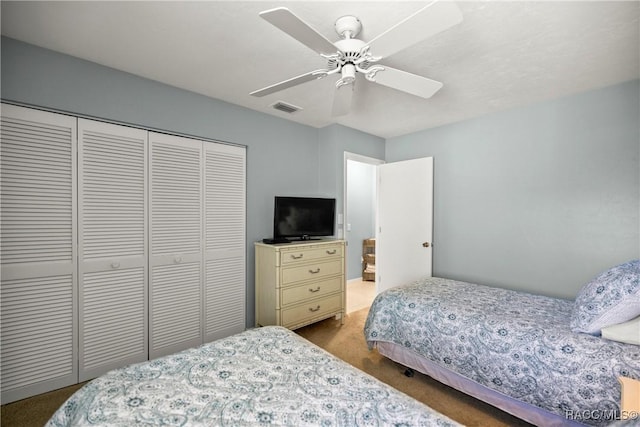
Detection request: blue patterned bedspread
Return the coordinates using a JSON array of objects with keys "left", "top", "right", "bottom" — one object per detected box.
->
[
  {"left": 364, "top": 278, "right": 640, "bottom": 426},
  {"left": 47, "top": 326, "right": 459, "bottom": 427}
]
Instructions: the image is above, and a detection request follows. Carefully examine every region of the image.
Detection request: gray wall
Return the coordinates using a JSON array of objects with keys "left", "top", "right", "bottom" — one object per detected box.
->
[
  {"left": 318, "top": 124, "right": 385, "bottom": 220},
  {"left": 1, "top": 37, "right": 383, "bottom": 327},
  {"left": 316, "top": 125, "right": 384, "bottom": 280},
  {"left": 4, "top": 35, "right": 637, "bottom": 313},
  {"left": 346, "top": 160, "right": 377, "bottom": 280},
  {"left": 386, "top": 80, "right": 640, "bottom": 299}
]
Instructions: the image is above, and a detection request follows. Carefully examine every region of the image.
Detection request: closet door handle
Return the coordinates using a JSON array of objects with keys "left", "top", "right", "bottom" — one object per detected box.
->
[
  {"left": 308, "top": 305, "right": 321, "bottom": 312},
  {"left": 308, "top": 268, "right": 320, "bottom": 274},
  {"left": 309, "top": 286, "right": 321, "bottom": 293}
]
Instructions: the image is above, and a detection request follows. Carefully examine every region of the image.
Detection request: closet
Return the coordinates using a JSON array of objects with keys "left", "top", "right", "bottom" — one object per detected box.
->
[{"left": 0, "top": 104, "right": 246, "bottom": 403}]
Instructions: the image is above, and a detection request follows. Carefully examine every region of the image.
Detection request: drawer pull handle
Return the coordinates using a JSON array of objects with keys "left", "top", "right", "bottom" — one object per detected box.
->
[
  {"left": 326, "top": 249, "right": 337, "bottom": 255},
  {"left": 111, "top": 262, "right": 120, "bottom": 269},
  {"left": 174, "top": 256, "right": 183, "bottom": 264},
  {"left": 309, "top": 305, "right": 321, "bottom": 312},
  {"left": 308, "top": 268, "right": 320, "bottom": 274},
  {"left": 309, "top": 286, "right": 321, "bottom": 293},
  {"left": 291, "top": 254, "right": 304, "bottom": 259}
]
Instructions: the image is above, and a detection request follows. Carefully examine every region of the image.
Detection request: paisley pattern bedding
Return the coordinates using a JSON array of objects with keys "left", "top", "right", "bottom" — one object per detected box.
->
[
  {"left": 47, "top": 326, "right": 459, "bottom": 427},
  {"left": 364, "top": 277, "right": 640, "bottom": 426}
]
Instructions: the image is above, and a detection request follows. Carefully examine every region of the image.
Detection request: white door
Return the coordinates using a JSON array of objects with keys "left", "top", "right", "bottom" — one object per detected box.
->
[
  {"left": 1, "top": 104, "right": 78, "bottom": 403},
  {"left": 376, "top": 157, "right": 433, "bottom": 293},
  {"left": 149, "top": 132, "right": 203, "bottom": 359},
  {"left": 203, "top": 143, "right": 246, "bottom": 342},
  {"left": 78, "top": 119, "right": 148, "bottom": 381}
]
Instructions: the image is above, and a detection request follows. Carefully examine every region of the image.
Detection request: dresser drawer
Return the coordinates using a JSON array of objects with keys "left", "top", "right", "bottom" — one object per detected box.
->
[
  {"left": 281, "top": 294, "right": 342, "bottom": 327},
  {"left": 281, "top": 277, "right": 342, "bottom": 306},
  {"left": 280, "top": 244, "right": 342, "bottom": 265},
  {"left": 282, "top": 259, "right": 342, "bottom": 285}
]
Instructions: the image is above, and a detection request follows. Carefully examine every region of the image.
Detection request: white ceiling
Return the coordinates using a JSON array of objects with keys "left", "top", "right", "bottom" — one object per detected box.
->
[{"left": 2, "top": 1, "right": 639, "bottom": 138}]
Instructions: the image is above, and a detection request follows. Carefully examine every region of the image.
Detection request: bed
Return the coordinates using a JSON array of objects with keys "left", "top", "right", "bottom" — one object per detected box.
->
[
  {"left": 46, "top": 325, "right": 460, "bottom": 427},
  {"left": 364, "top": 261, "right": 640, "bottom": 427}
]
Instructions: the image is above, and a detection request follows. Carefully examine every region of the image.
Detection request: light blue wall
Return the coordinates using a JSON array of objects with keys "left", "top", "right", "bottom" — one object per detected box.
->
[
  {"left": 1, "top": 36, "right": 383, "bottom": 327},
  {"left": 386, "top": 80, "right": 640, "bottom": 299}
]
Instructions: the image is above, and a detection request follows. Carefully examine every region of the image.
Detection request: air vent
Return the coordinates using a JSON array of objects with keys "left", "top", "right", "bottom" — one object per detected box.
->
[{"left": 271, "top": 101, "right": 302, "bottom": 114}]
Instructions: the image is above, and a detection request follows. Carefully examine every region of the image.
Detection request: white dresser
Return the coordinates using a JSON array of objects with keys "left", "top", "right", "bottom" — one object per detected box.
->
[{"left": 255, "top": 240, "right": 345, "bottom": 330}]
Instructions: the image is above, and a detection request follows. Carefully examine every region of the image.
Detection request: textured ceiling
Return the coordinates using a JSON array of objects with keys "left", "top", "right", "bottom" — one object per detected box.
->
[{"left": 2, "top": 1, "right": 639, "bottom": 138}]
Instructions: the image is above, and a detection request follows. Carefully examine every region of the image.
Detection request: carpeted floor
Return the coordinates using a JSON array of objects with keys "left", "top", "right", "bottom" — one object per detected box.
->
[
  {"left": 346, "top": 278, "right": 376, "bottom": 313},
  {"left": 1, "top": 307, "right": 532, "bottom": 426},
  {"left": 296, "top": 308, "right": 532, "bottom": 427}
]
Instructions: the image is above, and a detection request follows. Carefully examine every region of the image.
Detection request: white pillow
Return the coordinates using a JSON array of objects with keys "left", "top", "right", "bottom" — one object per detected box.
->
[
  {"left": 571, "top": 259, "right": 640, "bottom": 334},
  {"left": 601, "top": 316, "right": 640, "bottom": 345}
]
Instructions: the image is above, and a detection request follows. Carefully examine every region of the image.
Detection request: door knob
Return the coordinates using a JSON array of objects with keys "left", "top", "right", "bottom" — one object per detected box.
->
[{"left": 422, "top": 242, "right": 430, "bottom": 248}]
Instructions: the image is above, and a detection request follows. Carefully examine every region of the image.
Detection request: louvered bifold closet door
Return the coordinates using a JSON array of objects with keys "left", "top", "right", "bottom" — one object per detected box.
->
[
  {"left": 0, "top": 104, "right": 78, "bottom": 403},
  {"left": 78, "top": 119, "right": 148, "bottom": 381},
  {"left": 149, "top": 133, "right": 203, "bottom": 359},
  {"left": 203, "top": 143, "right": 246, "bottom": 342}
]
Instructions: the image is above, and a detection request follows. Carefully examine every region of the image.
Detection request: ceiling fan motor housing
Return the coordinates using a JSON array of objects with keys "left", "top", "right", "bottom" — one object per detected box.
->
[{"left": 331, "top": 38, "right": 370, "bottom": 71}]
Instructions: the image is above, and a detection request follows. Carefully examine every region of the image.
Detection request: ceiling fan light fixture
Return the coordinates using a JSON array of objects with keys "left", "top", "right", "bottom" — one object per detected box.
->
[{"left": 340, "top": 63, "right": 356, "bottom": 84}]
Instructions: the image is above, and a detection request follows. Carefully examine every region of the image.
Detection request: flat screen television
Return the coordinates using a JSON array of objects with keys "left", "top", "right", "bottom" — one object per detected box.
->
[{"left": 273, "top": 196, "right": 336, "bottom": 241}]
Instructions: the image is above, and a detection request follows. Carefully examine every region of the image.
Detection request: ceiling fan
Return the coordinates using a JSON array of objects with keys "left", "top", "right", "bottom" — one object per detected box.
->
[{"left": 250, "top": 1, "right": 463, "bottom": 116}]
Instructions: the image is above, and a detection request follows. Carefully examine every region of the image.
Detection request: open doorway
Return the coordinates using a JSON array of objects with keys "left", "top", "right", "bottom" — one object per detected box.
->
[{"left": 343, "top": 152, "right": 384, "bottom": 313}]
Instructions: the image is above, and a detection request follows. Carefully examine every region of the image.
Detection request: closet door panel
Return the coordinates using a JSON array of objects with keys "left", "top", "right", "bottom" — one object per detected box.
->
[
  {"left": 205, "top": 257, "right": 245, "bottom": 340},
  {"left": 80, "top": 268, "right": 145, "bottom": 376},
  {"left": 0, "top": 104, "right": 77, "bottom": 403},
  {"left": 78, "top": 119, "right": 148, "bottom": 381},
  {"left": 150, "top": 262, "right": 201, "bottom": 351},
  {"left": 150, "top": 134, "right": 202, "bottom": 256},
  {"left": 149, "top": 133, "right": 203, "bottom": 358},
  {"left": 204, "top": 144, "right": 246, "bottom": 341}
]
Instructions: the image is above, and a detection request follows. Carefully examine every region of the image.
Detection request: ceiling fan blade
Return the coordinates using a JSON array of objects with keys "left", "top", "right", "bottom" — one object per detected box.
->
[
  {"left": 368, "top": 66, "right": 443, "bottom": 99},
  {"left": 331, "top": 82, "right": 354, "bottom": 117},
  {"left": 250, "top": 69, "right": 329, "bottom": 97},
  {"left": 365, "top": 1, "right": 462, "bottom": 59},
  {"left": 259, "top": 7, "right": 338, "bottom": 55}
]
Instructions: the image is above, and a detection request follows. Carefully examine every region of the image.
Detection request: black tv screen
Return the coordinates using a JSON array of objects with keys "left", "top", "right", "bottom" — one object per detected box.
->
[{"left": 274, "top": 196, "right": 336, "bottom": 240}]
